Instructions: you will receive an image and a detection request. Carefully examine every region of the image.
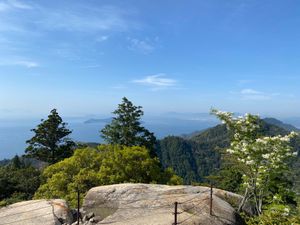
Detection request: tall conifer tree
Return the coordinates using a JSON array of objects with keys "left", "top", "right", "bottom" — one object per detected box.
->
[
  {"left": 101, "top": 97, "right": 157, "bottom": 156},
  {"left": 25, "top": 109, "right": 75, "bottom": 164}
]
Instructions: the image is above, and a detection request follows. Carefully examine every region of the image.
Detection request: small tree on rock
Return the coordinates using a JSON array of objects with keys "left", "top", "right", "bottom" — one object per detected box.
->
[{"left": 25, "top": 109, "right": 75, "bottom": 164}]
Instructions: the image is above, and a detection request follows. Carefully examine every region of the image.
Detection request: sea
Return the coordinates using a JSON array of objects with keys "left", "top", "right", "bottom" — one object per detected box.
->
[{"left": 0, "top": 117, "right": 218, "bottom": 160}]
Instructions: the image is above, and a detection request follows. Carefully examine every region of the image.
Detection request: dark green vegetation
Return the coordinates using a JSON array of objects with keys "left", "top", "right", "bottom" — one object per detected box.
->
[
  {"left": 156, "top": 119, "right": 300, "bottom": 189},
  {"left": 1, "top": 98, "right": 300, "bottom": 224},
  {"left": 25, "top": 109, "right": 76, "bottom": 164},
  {"left": 101, "top": 97, "right": 156, "bottom": 156},
  {"left": 264, "top": 117, "right": 299, "bottom": 132},
  {"left": 0, "top": 159, "right": 10, "bottom": 166},
  {"left": 0, "top": 155, "right": 41, "bottom": 206}
]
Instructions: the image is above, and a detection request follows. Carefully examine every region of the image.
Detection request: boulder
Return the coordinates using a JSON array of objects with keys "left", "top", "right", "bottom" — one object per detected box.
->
[
  {"left": 82, "top": 183, "right": 245, "bottom": 225},
  {"left": 0, "top": 199, "right": 73, "bottom": 225}
]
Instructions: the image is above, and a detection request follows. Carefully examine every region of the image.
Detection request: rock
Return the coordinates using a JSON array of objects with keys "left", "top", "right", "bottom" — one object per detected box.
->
[
  {"left": 89, "top": 218, "right": 96, "bottom": 223},
  {"left": 83, "top": 183, "right": 246, "bottom": 225},
  {"left": 0, "top": 199, "right": 73, "bottom": 225},
  {"left": 83, "top": 212, "right": 95, "bottom": 221}
]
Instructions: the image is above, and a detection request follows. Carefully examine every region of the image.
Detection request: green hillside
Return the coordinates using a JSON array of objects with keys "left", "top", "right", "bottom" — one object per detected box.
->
[{"left": 157, "top": 119, "right": 300, "bottom": 184}]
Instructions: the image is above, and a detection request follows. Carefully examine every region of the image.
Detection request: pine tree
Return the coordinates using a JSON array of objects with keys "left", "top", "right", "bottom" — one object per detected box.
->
[
  {"left": 101, "top": 97, "right": 157, "bottom": 156},
  {"left": 25, "top": 109, "right": 75, "bottom": 164}
]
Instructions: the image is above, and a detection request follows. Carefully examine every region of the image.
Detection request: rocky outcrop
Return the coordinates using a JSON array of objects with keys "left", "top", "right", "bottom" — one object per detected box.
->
[
  {"left": 0, "top": 199, "right": 73, "bottom": 225},
  {"left": 82, "top": 183, "right": 245, "bottom": 225},
  {"left": 0, "top": 184, "right": 247, "bottom": 225}
]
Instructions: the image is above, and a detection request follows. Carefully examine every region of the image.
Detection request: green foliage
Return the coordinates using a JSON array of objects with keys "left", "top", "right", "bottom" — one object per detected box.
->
[
  {"left": 98, "top": 145, "right": 165, "bottom": 184},
  {"left": 25, "top": 109, "right": 75, "bottom": 164},
  {"left": 243, "top": 196, "right": 300, "bottom": 225},
  {"left": 210, "top": 160, "right": 243, "bottom": 193},
  {"left": 0, "top": 155, "right": 41, "bottom": 206},
  {"left": 34, "top": 145, "right": 182, "bottom": 207},
  {"left": 156, "top": 116, "right": 300, "bottom": 196},
  {"left": 156, "top": 135, "right": 221, "bottom": 184},
  {"left": 101, "top": 97, "right": 156, "bottom": 156},
  {"left": 34, "top": 147, "right": 102, "bottom": 207},
  {"left": 212, "top": 109, "right": 298, "bottom": 215}
]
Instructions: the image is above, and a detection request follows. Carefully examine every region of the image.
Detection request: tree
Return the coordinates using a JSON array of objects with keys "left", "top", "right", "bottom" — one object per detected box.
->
[
  {"left": 0, "top": 158, "right": 41, "bottom": 206},
  {"left": 25, "top": 109, "right": 75, "bottom": 164},
  {"left": 212, "top": 109, "right": 298, "bottom": 215},
  {"left": 101, "top": 97, "right": 156, "bottom": 156},
  {"left": 34, "top": 145, "right": 182, "bottom": 207}
]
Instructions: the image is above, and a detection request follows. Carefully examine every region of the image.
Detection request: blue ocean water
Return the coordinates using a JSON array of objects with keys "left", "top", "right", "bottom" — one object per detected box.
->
[
  {"left": 0, "top": 121, "right": 105, "bottom": 159},
  {"left": 0, "top": 117, "right": 218, "bottom": 160}
]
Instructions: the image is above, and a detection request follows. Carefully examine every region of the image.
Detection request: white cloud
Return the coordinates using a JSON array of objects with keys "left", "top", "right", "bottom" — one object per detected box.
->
[
  {"left": 0, "top": 60, "right": 39, "bottom": 68},
  {"left": 128, "top": 38, "right": 156, "bottom": 54},
  {"left": 8, "top": 0, "right": 33, "bottom": 9},
  {"left": 240, "top": 88, "right": 272, "bottom": 100},
  {"left": 242, "top": 94, "right": 271, "bottom": 101},
  {"left": 241, "top": 89, "right": 262, "bottom": 95},
  {"left": 15, "top": 60, "right": 38, "bottom": 68},
  {"left": 0, "top": 0, "right": 32, "bottom": 12},
  {"left": 96, "top": 35, "right": 109, "bottom": 42},
  {"left": 133, "top": 74, "right": 177, "bottom": 90},
  {"left": 38, "top": 6, "right": 133, "bottom": 33}
]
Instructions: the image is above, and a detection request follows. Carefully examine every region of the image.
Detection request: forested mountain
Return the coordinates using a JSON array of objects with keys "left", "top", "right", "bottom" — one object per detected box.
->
[
  {"left": 156, "top": 119, "right": 300, "bottom": 184},
  {"left": 0, "top": 159, "right": 10, "bottom": 167},
  {"left": 0, "top": 157, "right": 47, "bottom": 170},
  {"left": 263, "top": 117, "right": 300, "bottom": 132}
]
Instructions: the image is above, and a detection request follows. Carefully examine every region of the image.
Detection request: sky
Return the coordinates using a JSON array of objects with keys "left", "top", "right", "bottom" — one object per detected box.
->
[{"left": 0, "top": 0, "right": 300, "bottom": 119}]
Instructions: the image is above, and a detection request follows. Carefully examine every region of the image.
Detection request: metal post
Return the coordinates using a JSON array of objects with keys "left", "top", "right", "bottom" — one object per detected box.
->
[
  {"left": 77, "top": 186, "right": 80, "bottom": 225},
  {"left": 210, "top": 183, "right": 213, "bottom": 216},
  {"left": 173, "top": 201, "right": 178, "bottom": 225}
]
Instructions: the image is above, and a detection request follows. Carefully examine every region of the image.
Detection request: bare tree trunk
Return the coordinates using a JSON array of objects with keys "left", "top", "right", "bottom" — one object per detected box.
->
[{"left": 238, "top": 188, "right": 249, "bottom": 212}]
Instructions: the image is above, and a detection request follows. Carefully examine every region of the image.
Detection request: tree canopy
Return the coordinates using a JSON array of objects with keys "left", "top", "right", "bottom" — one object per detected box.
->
[
  {"left": 25, "top": 109, "right": 75, "bottom": 164},
  {"left": 212, "top": 109, "right": 298, "bottom": 216},
  {"left": 34, "top": 145, "right": 182, "bottom": 207},
  {"left": 101, "top": 97, "right": 156, "bottom": 156},
  {"left": 0, "top": 155, "right": 41, "bottom": 206}
]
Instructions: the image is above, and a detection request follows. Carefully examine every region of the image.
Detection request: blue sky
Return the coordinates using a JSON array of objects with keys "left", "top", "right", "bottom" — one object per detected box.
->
[{"left": 0, "top": 0, "right": 300, "bottom": 119}]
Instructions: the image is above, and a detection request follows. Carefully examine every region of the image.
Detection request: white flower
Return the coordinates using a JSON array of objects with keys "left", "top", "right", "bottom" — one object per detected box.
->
[
  {"left": 293, "top": 152, "right": 298, "bottom": 156},
  {"left": 281, "top": 136, "right": 290, "bottom": 142},
  {"left": 226, "top": 149, "right": 235, "bottom": 154},
  {"left": 284, "top": 208, "right": 290, "bottom": 213}
]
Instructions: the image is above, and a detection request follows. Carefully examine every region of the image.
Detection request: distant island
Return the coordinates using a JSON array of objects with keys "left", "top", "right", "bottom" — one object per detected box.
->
[{"left": 84, "top": 118, "right": 112, "bottom": 124}]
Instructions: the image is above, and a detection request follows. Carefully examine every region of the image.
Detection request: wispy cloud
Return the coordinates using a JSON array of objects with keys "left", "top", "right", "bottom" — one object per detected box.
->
[
  {"left": 240, "top": 88, "right": 275, "bottom": 100},
  {"left": 241, "top": 88, "right": 262, "bottom": 95},
  {"left": 7, "top": 0, "right": 33, "bottom": 10},
  {"left": 96, "top": 35, "right": 109, "bottom": 42},
  {"left": 128, "top": 37, "right": 157, "bottom": 54},
  {"left": 0, "top": 2, "right": 139, "bottom": 69},
  {"left": 38, "top": 6, "right": 134, "bottom": 33},
  {"left": 0, "top": 0, "right": 33, "bottom": 12},
  {"left": 0, "top": 60, "right": 39, "bottom": 68},
  {"left": 132, "top": 74, "right": 177, "bottom": 90},
  {"left": 0, "top": 0, "right": 32, "bottom": 12}
]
